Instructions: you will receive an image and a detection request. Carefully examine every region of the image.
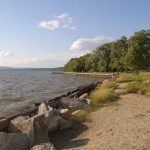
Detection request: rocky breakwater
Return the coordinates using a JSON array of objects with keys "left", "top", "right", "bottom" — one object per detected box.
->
[{"left": 0, "top": 81, "right": 101, "bottom": 150}]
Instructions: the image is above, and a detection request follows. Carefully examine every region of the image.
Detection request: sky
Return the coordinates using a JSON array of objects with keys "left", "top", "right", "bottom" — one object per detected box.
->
[{"left": 0, "top": 0, "right": 149, "bottom": 68}]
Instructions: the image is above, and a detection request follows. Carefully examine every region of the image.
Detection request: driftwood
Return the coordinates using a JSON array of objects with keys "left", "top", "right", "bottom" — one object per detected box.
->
[{"left": 0, "top": 81, "right": 101, "bottom": 131}]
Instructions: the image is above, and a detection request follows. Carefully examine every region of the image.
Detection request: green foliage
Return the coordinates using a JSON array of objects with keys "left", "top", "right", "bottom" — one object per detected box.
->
[
  {"left": 109, "top": 36, "right": 128, "bottom": 71},
  {"left": 125, "top": 30, "right": 150, "bottom": 73},
  {"left": 125, "top": 81, "right": 142, "bottom": 93},
  {"left": 64, "top": 30, "right": 150, "bottom": 73}
]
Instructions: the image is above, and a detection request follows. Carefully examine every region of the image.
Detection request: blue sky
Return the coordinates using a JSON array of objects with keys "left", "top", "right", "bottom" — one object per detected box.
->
[{"left": 0, "top": 0, "right": 149, "bottom": 68}]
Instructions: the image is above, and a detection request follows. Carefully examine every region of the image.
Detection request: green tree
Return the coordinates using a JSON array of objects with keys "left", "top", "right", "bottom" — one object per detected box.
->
[
  {"left": 125, "top": 30, "right": 150, "bottom": 73},
  {"left": 110, "top": 36, "right": 128, "bottom": 71},
  {"left": 96, "top": 43, "right": 112, "bottom": 72}
]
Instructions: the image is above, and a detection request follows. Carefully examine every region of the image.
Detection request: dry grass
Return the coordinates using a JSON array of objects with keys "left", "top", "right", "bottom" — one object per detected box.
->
[
  {"left": 90, "top": 88, "right": 114, "bottom": 104},
  {"left": 89, "top": 80, "right": 116, "bottom": 112},
  {"left": 100, "top": 80, "right": 117, "bottom": 89},
  {"left": 74, "top": 71, "right": 150, "bottom": 121}
]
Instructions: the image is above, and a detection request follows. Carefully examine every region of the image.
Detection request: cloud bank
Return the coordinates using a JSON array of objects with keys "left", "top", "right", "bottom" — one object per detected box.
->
[
  {"left": 0, "top": 51, "right": 89, "bottom": 68},
  {"left": 70, "top": 36, "right": 112, "bottom": 51}
]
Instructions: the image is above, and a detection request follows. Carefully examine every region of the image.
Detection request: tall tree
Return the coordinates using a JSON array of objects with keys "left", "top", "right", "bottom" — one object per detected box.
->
[
  {"left": 95, "top": 43, "right": 112, "bottom": 72},
  {"left": 110, "top": 36, "right": 128, "bottom": 71}
]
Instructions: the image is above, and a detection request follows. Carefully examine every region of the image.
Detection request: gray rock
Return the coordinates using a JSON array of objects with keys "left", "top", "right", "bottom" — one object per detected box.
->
[
  {"left": 32, "top": 114, "right": 49, "bottom": 144},
  {"left": 0, "top": 119, "right": 9, "bottom": 131},
  {"left": 58, "top": 118, "right": 72, "bottom": 130},
  {"left": 58, "top": 97, "right": 88, "bottom": 112},
  {"left": 9, "top": 114, "right": 49, "bottom": 145},
  {"left": 44, "top": 110, "right": 61, "bottom": 132},
  {"left": 9, "top": 104, "right": 70, "bottom": 145},
  {"left": 31, "top": 143, "right": 55, "bottom": 150},
  {"left": 0, "top": 132, "right": 29, "bottom": 150}
]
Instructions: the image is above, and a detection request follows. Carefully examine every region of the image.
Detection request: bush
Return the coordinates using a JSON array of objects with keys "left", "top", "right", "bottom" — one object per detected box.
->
[
  {"left": 125, "top": 82, "right": 140, "bottom": 93},
  {"left": 125, "top": 80, "right": 149, "bottom": 94}
]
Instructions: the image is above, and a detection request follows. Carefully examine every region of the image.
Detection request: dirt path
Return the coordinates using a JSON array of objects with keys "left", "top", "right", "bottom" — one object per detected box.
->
[{"left": 49, "top": 94, "right": 150, "bottom": 150}]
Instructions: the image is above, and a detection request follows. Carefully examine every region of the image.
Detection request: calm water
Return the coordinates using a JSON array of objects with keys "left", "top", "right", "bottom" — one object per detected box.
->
[{"left": 0, "top": 69, "right": 101, "bottom": 115}]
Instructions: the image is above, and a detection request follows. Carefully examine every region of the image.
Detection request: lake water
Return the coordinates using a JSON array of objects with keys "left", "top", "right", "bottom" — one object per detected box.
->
[{"left": 0, "top": 69, "right": 102, "bottom": 116}]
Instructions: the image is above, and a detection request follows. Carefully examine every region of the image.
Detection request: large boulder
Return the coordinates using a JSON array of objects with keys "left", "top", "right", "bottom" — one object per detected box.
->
[
  {"left": 44, "top": 110, "right": 61, "bottom": 132},
  {"left": 9, "top": 114, "right": 49, "bottom": 145},
  {"left": 32, "top": 114, "right": 49, "bottom": 144},
  {"left": 0, "top": 132, "right": 29, "bottom": 150},
  {"left": 31, "top": 143, "right": 55, "bottom": 150},
  {"left": 9, "top": 116, "right": 30, "bottom": 133}
]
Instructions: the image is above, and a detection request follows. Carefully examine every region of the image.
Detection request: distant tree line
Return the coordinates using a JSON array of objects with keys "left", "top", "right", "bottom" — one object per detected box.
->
[{"left": 64, "top": 30, "right": 150, "bottom": 73}]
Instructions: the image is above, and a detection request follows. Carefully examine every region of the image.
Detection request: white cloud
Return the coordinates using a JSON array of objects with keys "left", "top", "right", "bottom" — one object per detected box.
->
[
  {"left": 0, "top": 51, "right": 13, "bottom": 57},
  {"left": 56, "top": 13, "right": 68, "bottom": 19},
  {"left": 38, "top": 20, "right": 60, "bottom": 31},
  {"left": 70, "top": 36, "right": 112, "bottom": 51},
  {"left": 39, "top": 13, "right": 76, "bottom": 31}
]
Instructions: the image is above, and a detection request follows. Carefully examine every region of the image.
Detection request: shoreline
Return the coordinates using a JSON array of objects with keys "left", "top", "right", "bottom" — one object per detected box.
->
[
  {"left": 0, "top": 77, "right": 108, "bottom": 149},
  {"left": 52, "top": 71, "right": 113, "bottom": 78}
]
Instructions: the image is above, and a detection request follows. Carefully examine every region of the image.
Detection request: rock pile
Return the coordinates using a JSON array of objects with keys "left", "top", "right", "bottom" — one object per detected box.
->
[{"left": 0, "top": 91, "right": 90, "bottom": 150}]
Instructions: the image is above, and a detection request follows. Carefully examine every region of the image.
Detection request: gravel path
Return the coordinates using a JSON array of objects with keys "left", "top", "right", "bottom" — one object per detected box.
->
[{"left": 50, "top": 94, "right": 150, "bottom": 150}]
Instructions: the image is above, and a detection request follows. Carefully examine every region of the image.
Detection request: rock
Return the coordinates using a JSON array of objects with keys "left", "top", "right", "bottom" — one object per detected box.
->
[
  {"left": 114, "top": 83, "right": 127, "bottom": 94},
  {"left": 58, "top": 97, "right": 88, "bottom": 112},
  {"left": 9, "top": 104, "right": 70, "bottom": 145},
  {"left": 32, "top": 114, "right": 49, "bottom": 144},
  {"left": 38, "top": 103, "right": 49, "bottom": 115},
  {"left": 0, "top": 119, "right": 9, "bottom": 131},
  {"left": 44, "top": 110, "right": 61, "bottom": 132},
  {"left": 58, "top": 118, "right": 72, "bottom": 130},
  {"left": 60, "top": 109, "right": 71, "bottom": 119},
  {"left": 0, "top": 132, "right": 29, "bottom": 150},
  {"left": 102, "top": 79, "right": 109, "bottom": 84},
  {"left": 31, "top": 143, "right": 56, "bottom": 150},
  {"left": 85, "top": 98, "right": 91, "bottom": 105},
  {"left": 72, "top": 110, "right": 83, "bottom": 116},
  {"left": 9, "top": 114, "right": 49, "bottom": 145},
  {"left": 9, "top": 116, "right": 30, "bottom": 133},
  {"left": 79, "top": 93, "right": 88, "bottom": 100}
]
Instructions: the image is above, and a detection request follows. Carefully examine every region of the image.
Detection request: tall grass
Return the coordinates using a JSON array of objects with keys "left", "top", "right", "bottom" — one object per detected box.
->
[{"left": 88, "top": 80, "right": 117, "bottom": 112}]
